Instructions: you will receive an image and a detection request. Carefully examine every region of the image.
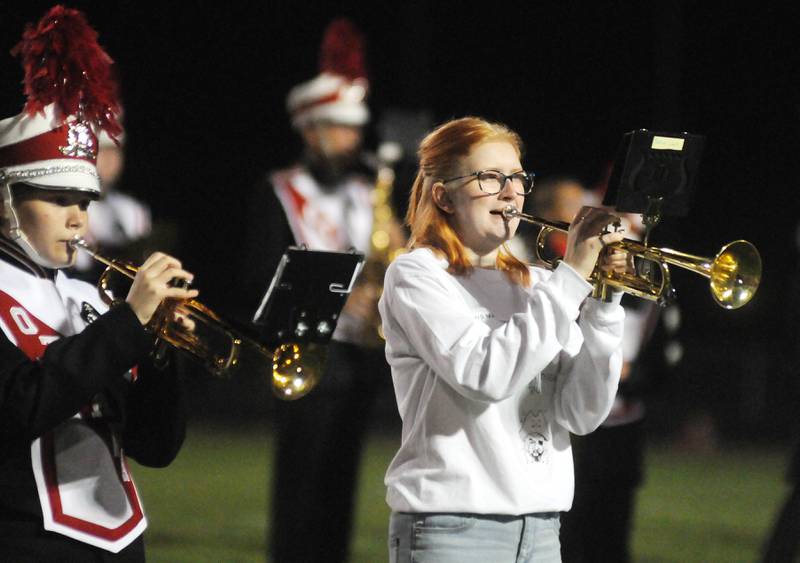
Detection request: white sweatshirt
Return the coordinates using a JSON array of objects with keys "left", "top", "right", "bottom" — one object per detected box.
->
[{"left": 379, "top": 248, "right": 624, "bottom": 514}]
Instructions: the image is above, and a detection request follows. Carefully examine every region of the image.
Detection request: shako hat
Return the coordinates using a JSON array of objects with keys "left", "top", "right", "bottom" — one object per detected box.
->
[
  {"left": 286, "top": 18, "right": 369, "bottom": 129},
  {"left": 0, "top": 5, "right": 122, "bottom": 195},
  {"left": 0, "top": 5, "right": 122, "bottom": 267}
]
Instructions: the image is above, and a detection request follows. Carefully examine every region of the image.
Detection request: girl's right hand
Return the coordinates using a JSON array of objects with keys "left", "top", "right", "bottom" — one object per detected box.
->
[{"left": 125, "top": 252, "right": 199, "bottom": 325}]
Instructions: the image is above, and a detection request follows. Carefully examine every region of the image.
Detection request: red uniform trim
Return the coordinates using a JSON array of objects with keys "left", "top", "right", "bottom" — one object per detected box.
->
[
  {"left": 0, "top": 290, "right": 59, "bottom": 358},
  {"left": 274, "top": 175, "right": 309, "bottom": 244},
  {"left": 284, "top": 180, "right": 307, "bottom": 218},
  {"left": 0, "top": 124, "right": 96, "bottom": 168},
  {"left": 0, "top": 289, "right": 144, "bottom": 540},
  {"left": 290, "top": 90, "right": 342, "bottom": 116},
  {"left": 40, "top": 433, "right": 144, "bottom": 540}
]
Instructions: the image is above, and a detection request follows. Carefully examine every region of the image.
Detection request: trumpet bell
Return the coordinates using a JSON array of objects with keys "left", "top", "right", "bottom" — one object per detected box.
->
[
  {"left": 271, "top": 342, "right": 328, "bottom": 401},
  {"left": 710, "top": 240, "right": 762, "bottom": 310}
]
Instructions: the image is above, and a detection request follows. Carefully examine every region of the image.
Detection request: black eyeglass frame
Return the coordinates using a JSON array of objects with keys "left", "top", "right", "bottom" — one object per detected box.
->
[{"left": 440, "top": 169, "right": 536, "bottom": 195}]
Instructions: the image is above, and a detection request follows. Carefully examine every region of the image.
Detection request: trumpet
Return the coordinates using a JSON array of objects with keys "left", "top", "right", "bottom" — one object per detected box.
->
[
  {"left": 497, "top": 206, "right": 761, "bottom": 309},
  {"left": 69, "top": 236, "right": 273, "bottom": 377}
]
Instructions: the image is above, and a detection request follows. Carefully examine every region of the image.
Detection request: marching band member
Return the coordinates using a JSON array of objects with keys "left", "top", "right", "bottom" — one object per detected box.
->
[
  {"left": 380, "top": 116, "right": 628, "bottom": 562},
  {"left": 0, "top": 7, "right": 195, "bottom": 560},
  {"left": 558, "top": 175, "right": 682, "bottom": 563},
  {"left": 243, "top": 19, "right": 398, "bottom": 563}
]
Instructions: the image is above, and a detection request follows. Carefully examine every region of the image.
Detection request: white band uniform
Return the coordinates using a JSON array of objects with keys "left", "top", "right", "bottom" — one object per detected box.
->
[{"left": 0, "top": 257, "right": 146, "bottom": 553}]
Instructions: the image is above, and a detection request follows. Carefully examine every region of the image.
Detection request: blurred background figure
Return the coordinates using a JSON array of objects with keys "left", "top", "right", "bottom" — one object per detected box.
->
[
  {"left": 241, "top": 18, "right": 402, "bottom": 563},
  {"left": 522, "top": 174, "right": 682, "bottom": 563},
  {"left": 761, "top": 442, "right": 800, "bottom": 563},
  {"left": 511, "top": 175, "right": 590, "bottom": 264},
  {"left": 760, "top": 219, "right": 800, "bottom": 563},
  {"left": 70, "top": 126, "right": 152, "bottom": 281}
]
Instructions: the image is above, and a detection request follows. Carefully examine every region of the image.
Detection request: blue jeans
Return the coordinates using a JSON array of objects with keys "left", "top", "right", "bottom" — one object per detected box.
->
[{"left": 388, "top": 512, "right": 562, "bottom": 563}]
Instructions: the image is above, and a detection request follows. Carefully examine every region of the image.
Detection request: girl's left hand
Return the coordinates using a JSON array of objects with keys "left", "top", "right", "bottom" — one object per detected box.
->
[{"left": 597, "top": 245, "right": 634, "bottom": 275}]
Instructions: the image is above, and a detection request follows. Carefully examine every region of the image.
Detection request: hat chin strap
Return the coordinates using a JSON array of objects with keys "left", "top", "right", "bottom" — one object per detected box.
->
[{"left": 1, "top": 181, "right": 67, "bottom": 269}]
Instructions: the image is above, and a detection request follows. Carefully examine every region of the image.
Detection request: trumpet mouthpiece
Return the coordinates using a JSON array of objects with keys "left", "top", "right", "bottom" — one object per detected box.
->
[
  {"left": 490, "top": 205, "right": 519, "bottom": 219},
  {"left": 68, "top": 235, "right": 87, "bottom": 250}
]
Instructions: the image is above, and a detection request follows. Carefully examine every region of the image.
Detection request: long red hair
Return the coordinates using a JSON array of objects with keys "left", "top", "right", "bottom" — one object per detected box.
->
[{"left": 406, "top": 116, "right": 531, "bottom": 287}]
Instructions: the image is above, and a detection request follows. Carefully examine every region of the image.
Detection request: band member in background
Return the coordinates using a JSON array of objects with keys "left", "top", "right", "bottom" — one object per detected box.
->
[
  {"left": 0, "top": 7, "right": 195, "bottom": 560},
  {"left": 529, "top": 176, "right": 682, "bottom": 563},
  {"left": 760, "top": 219, "right": 800, "bottom": 563},
  {"left": 380, "top": 116, "right": 629, "bottom": 563},
  {"left": 242, "top": 19, "right": 400, "bottom": 563},
  {"left": 507, "top": 175, "right": 591, "bottom": 264},
  {"left": 70, "top": 126, "right": 153, "bottom": 282}
]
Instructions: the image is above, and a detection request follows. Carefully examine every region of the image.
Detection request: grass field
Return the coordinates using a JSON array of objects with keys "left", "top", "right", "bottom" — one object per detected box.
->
[{"left": 130, "top": 423, "right": 791, "bottom": 563}]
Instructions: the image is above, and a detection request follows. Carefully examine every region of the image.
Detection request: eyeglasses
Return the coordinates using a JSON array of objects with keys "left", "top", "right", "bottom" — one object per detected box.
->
[{"left": 441, "top": 169, "right": 535, "bottom": 196}]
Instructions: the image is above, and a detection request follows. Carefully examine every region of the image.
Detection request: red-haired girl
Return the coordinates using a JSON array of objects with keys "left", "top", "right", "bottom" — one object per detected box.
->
[{"left": 380, "top": 116, "right": 629, "bottom": 562}]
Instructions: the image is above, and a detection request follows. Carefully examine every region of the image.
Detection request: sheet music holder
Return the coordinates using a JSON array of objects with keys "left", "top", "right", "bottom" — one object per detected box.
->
[
  {"left": 603, "top": 129, "right": 705, "bottom": 217},
  {"left": 252, "top": 247, "right": 365, "bottom": 347}
]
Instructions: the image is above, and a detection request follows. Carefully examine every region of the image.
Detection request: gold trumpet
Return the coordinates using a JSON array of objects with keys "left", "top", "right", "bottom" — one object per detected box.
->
[
  {"left": 69, "top": 236, "right": 273, "bottom": 377},
  {"left": 498, "top": 206, "right": 761, "bottom": 309}
]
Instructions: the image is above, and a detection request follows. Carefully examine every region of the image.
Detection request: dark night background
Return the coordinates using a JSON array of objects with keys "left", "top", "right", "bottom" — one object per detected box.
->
[{"left": 2, "top": 1, "right": 798, "bottom": 441}]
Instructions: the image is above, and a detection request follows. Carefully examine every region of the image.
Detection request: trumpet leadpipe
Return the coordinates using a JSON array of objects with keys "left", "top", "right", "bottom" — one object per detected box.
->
[
  {"left": 490, "top": 206, "right": 571, "bottom": 232},
  {"left": 69, "top": 236, "right": 136, "bottom": 279}
]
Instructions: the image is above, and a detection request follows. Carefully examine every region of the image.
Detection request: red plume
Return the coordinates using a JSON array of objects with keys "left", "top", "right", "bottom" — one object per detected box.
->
[
  {"left": 11, "top": 5, "right": 123, "bottom": 141},
  {"left": 318, "top": 18, "right": 367, "bottom": 81}
]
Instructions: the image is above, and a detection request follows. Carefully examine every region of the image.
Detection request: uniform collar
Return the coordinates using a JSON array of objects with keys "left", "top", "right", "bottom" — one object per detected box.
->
[{"left": 0, "top": 235, "right": 55, "bottom": 279}]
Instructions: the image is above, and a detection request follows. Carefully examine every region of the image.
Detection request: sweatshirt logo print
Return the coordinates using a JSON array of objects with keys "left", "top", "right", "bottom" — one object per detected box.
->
[
  {"left": 519, "top": 410, "right": 549, "bottom": 463},
  {"left": 474, "top": 309, "right": 495, "bottom": 322}
]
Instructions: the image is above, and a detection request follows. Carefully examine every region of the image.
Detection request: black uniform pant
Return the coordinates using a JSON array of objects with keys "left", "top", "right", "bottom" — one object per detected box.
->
[
  {"left": 268, "top": 340, "right": 389, "bottom": 563},
  {"left": 561, "top": 421, "right": 645, "bottom": 563},
  {"left": 761, "top": 484, "right": 800, "bottom": 563},
  {"left": 761, "top": 441, "right": 800, "bottom": 563},
  {"left": 0, "top": 520, "right": 145, "bottom": 562}
]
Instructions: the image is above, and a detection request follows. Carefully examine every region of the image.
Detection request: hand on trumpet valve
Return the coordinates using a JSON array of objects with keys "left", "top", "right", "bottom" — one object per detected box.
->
[
  {"left": 597, "top": 239, "right": 634, "bottom": 277},
  {"left": 126, "top": 252, "right": 199, "bottom": 325},
  {"left": 172, "top": 306, "right": 197, "bottom": 333},
  {"left": 563, "top": 206, "right": 627, "bottom": 280}
]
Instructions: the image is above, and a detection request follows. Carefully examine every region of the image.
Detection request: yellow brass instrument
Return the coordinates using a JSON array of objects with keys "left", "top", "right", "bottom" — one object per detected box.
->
[
  {"left": 498, "top": 206, "right": 761, "bottom": 309},
  {"left": 69, "top": 236, "right": 274, "bottom": 377},
  {"left": 356, "top": 143, "right": 407, "bottom": 344},
  {"left": 270, "top": 341, "right": 327, "bottom": 400}
]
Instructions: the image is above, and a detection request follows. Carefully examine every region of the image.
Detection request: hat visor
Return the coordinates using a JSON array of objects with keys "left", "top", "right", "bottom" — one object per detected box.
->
[{"left": 3, "top": 159, "right": 101, "bottom": 198}]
